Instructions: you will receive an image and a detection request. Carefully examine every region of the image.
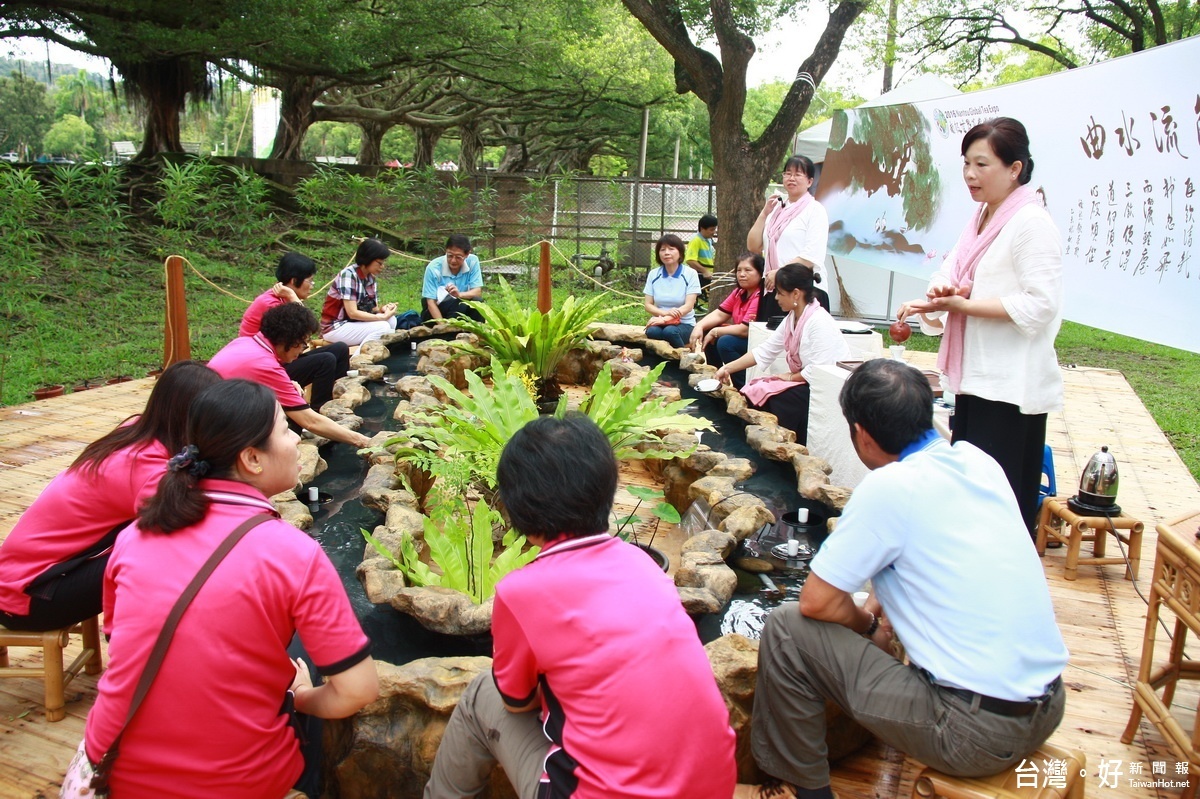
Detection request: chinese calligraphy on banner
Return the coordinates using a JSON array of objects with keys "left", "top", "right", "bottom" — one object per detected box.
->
[{"left": 815, "top": 37, "right": 1200, "bottom": 354}]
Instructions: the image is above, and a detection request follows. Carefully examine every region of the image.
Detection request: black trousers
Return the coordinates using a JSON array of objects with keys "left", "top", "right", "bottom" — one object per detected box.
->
[
  {"left": 752, "top": 383, "right": 813, "bottom": 446},
  {"left": 421, "top": 298, "right": 484, "bottom": 323},
  {"left": 952, "top": 394, "right": 1047, "bottom": 536},
  {"left": 285, "top": 342, "right": 350, "bottom": 410},
  {"left": 0, "top": 545, "right": 112, "bottom": 632}
]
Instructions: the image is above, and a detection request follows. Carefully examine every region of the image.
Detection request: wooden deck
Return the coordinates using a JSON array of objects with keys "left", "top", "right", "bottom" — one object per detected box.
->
[{"left": 1, "top": 363, "right": 1198, "bottom": 798}]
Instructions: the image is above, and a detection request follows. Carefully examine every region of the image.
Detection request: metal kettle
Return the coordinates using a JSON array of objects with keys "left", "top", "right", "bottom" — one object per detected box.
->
[{"left": 1078, "top": 446, "right": 1119, "bottom": 507}]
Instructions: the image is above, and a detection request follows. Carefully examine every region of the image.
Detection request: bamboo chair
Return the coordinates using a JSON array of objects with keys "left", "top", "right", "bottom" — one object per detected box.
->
[{"left": 0, "top": 615, "right": 103, "bottom": 721}]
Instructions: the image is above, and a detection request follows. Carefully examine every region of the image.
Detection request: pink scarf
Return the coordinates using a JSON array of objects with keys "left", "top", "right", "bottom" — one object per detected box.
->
[
  {"left": 741, "top": 300, "right": 821, "bottom": 406},
  {"left": 938, "top": 184, "right": 1037, "bottom": 392},
  {"left": 764, "top": 192, "right": 814, "bottom": 274}
]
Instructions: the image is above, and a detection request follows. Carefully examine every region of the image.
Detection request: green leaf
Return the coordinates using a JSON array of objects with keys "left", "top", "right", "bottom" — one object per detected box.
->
[{"left": 652, "top": 503, "right": 681, "bottom": 524}]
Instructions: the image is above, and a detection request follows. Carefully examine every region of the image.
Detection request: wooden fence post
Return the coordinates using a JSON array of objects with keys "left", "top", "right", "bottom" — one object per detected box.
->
[
  {"left": 163, "top": 255, "right": 191, "bottom": 368},
  {"left": 538, "top": 241, "right": 552, "bottom": 314}
]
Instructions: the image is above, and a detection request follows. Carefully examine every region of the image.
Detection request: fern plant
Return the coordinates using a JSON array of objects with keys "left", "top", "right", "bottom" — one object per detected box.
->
[
  {"left": 574, "top": 361, "right": 712, "bottom": 460},
  {"left": 361, "top": 499, "right": 539, "bottom": 604},
  {"left": 394, "top": 358, "right": 546, "bottom": 492},
  {"left": 449, "top": 277, "right": 635, "bottom": 403}
]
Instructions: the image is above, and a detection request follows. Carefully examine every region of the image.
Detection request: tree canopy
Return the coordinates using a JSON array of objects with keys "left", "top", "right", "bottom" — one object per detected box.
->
[{"left": 620, "top": 0, "right": 868, "bottom": 270}]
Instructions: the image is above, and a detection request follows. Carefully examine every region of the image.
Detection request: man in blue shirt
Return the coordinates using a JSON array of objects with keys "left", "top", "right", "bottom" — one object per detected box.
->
[
  {"left": 421, "top": 234, "right": 485, "bottom": 322},
  {"left": 736, "top": 359, "right": 1068, "bottom": 799}
]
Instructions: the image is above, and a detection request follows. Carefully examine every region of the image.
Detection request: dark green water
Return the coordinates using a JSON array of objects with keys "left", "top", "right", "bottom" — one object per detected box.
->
[{"left": 308, "top": 345, "right": 824, "bottom": 659}]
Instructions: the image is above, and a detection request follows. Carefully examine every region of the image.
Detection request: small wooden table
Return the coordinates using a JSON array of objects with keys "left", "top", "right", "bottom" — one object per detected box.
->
[
  {"left": 1034, "top": 496, "right": 1143, "bottom": 581},
  {"left": 1121, "top": 509, "right": 1200, "bottom": 798}
]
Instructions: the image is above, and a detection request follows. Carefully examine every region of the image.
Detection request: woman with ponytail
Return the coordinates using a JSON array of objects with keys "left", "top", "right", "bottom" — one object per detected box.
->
[
  {"left": 714, "top": 263, "right": 850, "bottom": 443},
  {"left": 81, "top": 379, "right": 377, "bottom": 799},
  {"left": 897, "top": 117, "right": 1063, "bottom": 536},
  {"left": 0, "top": 361, "right": 220, "bottom": 631}
]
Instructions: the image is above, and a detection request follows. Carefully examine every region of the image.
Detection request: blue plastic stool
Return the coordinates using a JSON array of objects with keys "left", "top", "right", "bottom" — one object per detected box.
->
[{"left": 1038, "top": 444, "right": 1056, "bottom": 507}]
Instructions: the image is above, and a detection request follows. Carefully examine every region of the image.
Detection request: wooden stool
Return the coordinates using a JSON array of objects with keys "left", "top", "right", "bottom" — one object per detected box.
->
[
  {"left": 0, "top": 615, "right": 103, "bottom": 721},
  {"left": 1035, "top": 496, "right": 1143, "bottom": 581},
  {"left": 913, "top": 742, "right": 1086, "bottom": 799}
]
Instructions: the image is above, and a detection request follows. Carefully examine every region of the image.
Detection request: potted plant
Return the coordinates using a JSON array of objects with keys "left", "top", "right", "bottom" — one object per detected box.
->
[{"left": 613, "top": 485, "right": 679, "bottom": 572}]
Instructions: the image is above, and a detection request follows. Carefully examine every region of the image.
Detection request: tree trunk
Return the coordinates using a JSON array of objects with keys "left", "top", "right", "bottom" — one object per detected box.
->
[
  {"left": 413, "top": 126, "right": 441, "bottom": 169},
  {"left": 459, "top": 121, "right": 485, "bottom": 173},
  {"left": 118, "top": 57, "right": 207, "bottom": 160},
  {"left": 498, "top": 143, "right": 528, "bottom": 173},
  {"left": 270, "top": 74, "right": 324, "bottom": 161},
  {"left": 357, "top": 120, "right": 389, "bottom": 165},
  {"left": 709, "top": 128, "right": 775, "bottom": 305}
]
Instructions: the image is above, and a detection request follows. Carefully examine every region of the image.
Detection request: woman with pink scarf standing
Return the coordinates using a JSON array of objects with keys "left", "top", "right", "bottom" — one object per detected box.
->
[
  {"left": 714, "top": 263, "right": 849, "bottom": 444},
  {"left": 898, "top": 118, "right": 1062, "bottom": 537},
  {"left": 747, "top": 155, "right": 831, "bottom": 320}
]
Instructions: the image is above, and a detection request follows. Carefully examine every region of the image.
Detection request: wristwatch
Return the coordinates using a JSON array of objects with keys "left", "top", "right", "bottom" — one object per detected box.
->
[{"left": 862, "top": 612, "right": 880, "bottom": 638}]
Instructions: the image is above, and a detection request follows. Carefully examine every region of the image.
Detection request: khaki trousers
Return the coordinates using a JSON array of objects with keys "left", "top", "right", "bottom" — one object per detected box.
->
[
  {"left": 423, "top": 671, "right": 549, "bottom": 799},
  {"left": 751, "top": 604, "right": 1064, "bottom": 788}
]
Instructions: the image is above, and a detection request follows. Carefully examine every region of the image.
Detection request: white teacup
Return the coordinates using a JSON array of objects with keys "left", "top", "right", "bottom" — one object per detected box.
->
[
  {"left": 890, "top": 345, "right": 906, "bottom": 361},
  {"left": 852, "top": 591, "right": 870, "bottom": 608}
]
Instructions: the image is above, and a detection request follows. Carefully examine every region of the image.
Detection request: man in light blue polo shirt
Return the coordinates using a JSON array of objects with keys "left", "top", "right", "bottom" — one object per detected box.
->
[
  {"left": 421, "top": 233, "right": 485, "bottom": 322},
  {"left": 735, "top": 359, "right": 1068, "bottom": 799}
]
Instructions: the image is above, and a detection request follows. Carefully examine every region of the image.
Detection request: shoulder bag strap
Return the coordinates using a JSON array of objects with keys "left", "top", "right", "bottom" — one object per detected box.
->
[{"left": 91, "top": 512, "right": 275, "bottom": 788}]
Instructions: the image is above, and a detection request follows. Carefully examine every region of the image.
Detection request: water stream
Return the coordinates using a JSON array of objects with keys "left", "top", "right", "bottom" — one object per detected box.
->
[{"left": 307, "top": 344, "right": 824, "bottom": 662}]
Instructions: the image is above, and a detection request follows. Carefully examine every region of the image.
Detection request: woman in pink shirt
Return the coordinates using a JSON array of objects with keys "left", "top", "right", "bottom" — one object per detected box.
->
[
  {"left": 688, "top": 251, "right": 764, "bottom": 388},
  {"left": 81, "top": 379, "right": 377, "bottom": 799},
  {"left": 0, "top": 361, "right": 220, "bottom": 632}
]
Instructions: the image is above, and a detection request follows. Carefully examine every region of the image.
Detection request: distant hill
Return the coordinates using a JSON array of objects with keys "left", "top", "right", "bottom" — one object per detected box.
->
[{"left": 0, "top": 56, "right": 106, "bottom": 87}]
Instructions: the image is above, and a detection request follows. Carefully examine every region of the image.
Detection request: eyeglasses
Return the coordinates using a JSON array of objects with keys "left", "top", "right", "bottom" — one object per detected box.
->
[{"left": 445, "top": 251, "right": 467, "bottom": 262}]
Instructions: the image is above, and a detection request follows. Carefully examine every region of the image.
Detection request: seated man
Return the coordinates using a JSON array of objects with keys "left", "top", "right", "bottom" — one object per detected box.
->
[
  {"left": 240, "top": 251, "right": 350, "bottom": 410},
  {"left": 686, "top": 213, "right": 718, "bottom": 296},
  {"left": 321, "top": 238, "right": 399, "bottom": 345},
  {"left": 424, "top": 414, "right": 736, "bottom": 799},
  {"left": 210, "top": 303, "right": 371, "bottom": 449},
  {"left": 420, "top": 233, "right": 484, "bottom": 322},
  {"left": 738, "top": 359, "right": 1067, "bottom": 799}
]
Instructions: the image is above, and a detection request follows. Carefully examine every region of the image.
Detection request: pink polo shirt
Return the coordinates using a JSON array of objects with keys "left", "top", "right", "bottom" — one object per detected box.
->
[
  {"left": 492, "top": 534, "right": 736, "bottom": 799},
  {"left": 238, "top": 290, "right": 286, "bottom": 337},
  {"left": 208, "top": 333, "right": 308, "bottom": 411},
  {"left": 86, "top": 480, "right": 370, "bottom": 799},
  {"left": 0, "top": 431, "right": 165, "bottom": 616},
  {"left": 718, "top": 289, "right": 761, "bottom": 325}
]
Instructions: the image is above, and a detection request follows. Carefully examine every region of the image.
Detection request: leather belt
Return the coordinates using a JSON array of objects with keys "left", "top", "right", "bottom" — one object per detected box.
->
[{"left": 940, "top": 675, "right": 1063, "bottom": 717}]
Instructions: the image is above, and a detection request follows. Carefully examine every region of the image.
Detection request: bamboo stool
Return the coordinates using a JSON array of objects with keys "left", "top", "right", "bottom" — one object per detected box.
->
[
  {"left": 0, "top": 615, "right": 103, "bottom": 721},
  {"left": 1121, "top": 509, "right": 1200, "bottom": 799},
  {"left": 1034, "top": 496, "right": 1143, "bottom": 581},
  {"left": 913, "top": 742, "right": 1086, "bottom": 799}
]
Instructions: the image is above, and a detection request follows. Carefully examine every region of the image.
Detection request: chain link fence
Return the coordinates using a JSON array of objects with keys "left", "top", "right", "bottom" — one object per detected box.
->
[{"left": 462, "top": 174, "right": 717, "bottom": 272}]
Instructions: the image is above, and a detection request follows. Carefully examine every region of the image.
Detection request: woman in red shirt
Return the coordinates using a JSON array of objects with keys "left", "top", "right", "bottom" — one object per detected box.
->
[
  {"left": 0, "top": 361, "right": 220, "bottom": 631},
  {"left": 688, "top": 251, "right": 764, "bottom": 388}
]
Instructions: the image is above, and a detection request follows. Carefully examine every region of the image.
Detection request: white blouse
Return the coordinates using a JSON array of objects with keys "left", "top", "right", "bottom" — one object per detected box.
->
[
  {"left": 765, "top": 199, "right": 830, "bottom": 280},
  {"left": 752, "top": 306, "right": 851, "bottom": 381},
  {"left": 921, "top": 204, "right": 1063, "bottom": 415}
]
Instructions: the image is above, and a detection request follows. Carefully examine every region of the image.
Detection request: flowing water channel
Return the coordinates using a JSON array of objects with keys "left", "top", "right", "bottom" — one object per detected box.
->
[{"left": 307, "top": 344, "right": 826, "bottom": 663}]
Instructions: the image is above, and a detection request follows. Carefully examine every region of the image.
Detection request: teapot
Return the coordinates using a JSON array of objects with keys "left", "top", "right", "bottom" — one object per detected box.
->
[{"left": 1078, "top": 445, "right": 1119, "bottom": 507}]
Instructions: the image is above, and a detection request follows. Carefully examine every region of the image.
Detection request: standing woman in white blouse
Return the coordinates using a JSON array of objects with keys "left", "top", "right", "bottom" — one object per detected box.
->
[
  {"left": 747, "top": 154, "right": 831, "bottom": 320},
  {"left": 898, "top": 117, "right": 1063, "bottom": 537}
]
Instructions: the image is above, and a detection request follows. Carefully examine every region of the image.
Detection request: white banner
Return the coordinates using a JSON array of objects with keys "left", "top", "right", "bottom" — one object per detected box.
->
[{"left": 815, "top": 37, "right": 1200, "bottom": 354}]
